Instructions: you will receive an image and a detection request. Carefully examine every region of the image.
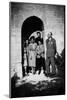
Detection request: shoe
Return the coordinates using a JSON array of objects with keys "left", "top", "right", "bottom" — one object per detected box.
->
[
  {"left": 49, "top": 73, "right": 56, "bottom": 77},
  {"left": 45, "top": 73, "right": 50, "bottom": 77}
]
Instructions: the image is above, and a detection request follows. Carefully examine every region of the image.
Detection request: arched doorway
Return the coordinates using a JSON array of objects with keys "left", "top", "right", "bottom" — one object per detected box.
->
[{"left": 21, "top": 16, "right": 44, "bottom": 65}]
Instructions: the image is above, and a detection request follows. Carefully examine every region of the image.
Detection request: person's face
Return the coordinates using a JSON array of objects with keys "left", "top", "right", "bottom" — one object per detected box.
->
[
  {"left": 31, "top": 38, "right": 34, "bottom": 43},
  {"left": 48, "top": 33, "right": 52, "bottom": 39},
  {"left": 38, "top": 41, "right": 41, "bottom": 45},
  {"left": 26, "top": 40, "right": 28, "bottom": 44},
  {"left": 37, "top": 32, "right": 41, "bottom": 37}
]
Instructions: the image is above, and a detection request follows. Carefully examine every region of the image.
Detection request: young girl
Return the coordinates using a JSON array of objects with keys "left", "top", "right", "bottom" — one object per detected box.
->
[
  {"left": 23, "top": 40, "right": 28, "bottom": 76},
  {"left": 36, "top": 39, "right": 42, "bottom": 74},
  {"left": 36, "top": 39, "right": 45, "bottom": 74}
]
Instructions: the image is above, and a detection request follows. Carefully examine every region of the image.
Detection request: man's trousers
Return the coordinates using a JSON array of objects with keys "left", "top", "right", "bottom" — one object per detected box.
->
[{"left": 46, "top": 57, "right": 56, "bottom": 74}]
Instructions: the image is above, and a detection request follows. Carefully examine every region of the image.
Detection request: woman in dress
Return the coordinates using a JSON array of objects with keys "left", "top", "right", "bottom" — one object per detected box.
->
[{"left": 28, "top": 36, "right": 37, "bottom": 74}]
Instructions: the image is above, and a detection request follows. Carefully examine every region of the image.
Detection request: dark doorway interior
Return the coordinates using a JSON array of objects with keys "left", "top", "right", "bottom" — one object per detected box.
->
[{"left": 21, "top": 16, "right": 44, "bottom": 65}]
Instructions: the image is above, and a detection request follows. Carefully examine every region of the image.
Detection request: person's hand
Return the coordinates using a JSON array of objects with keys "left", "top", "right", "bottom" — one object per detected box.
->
[{"left": 55, "top": 53, "right": 57, "bottom": 58}]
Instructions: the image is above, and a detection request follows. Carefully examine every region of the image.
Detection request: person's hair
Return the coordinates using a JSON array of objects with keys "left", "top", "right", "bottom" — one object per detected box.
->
[
  {"left": 29, "top": 36, "right": 35, "bottom": 41},
  {"left": 50, "top": 32, "right": 53, "bottom": 36},
  {"left": 37, "top": 31, "right": 41, "bottom": 35},
  {"left": 37, "top": 39, "right": 42, "bottom": 45}
]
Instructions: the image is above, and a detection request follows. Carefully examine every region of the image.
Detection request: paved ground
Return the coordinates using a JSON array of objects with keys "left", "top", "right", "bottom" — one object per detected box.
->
[{"left": 11, "top": 72, "right": 65, "bottom": 98}]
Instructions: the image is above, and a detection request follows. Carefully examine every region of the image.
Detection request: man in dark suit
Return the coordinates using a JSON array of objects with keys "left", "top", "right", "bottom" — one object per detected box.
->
[
  {"left": 35, "top": 31, "right": 43, "bottom": 44},
  {"left": 46, "top": 32, "right": 57, "bottom": 76}
]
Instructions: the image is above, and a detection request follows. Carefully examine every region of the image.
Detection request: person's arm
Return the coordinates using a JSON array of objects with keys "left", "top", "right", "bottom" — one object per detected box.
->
[
  {"left": 54, "top": 39, "right": 57, "bottom": 54},
  {"left": 46, "top": 39, "right": 48, "bottom": 49},
  {"left": 45, "top": 39, "right": 48, "bottom": 59}
]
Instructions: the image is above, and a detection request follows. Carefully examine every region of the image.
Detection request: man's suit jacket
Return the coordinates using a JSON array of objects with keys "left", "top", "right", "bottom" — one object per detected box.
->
[{"left": 46, "top": 38, "right": 57, "bottom": 57}]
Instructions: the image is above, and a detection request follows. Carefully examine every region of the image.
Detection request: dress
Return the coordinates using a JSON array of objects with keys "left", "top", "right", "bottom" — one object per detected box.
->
[
  {"left": 28, "top": 43, "right": 37, "bottom": 67},
  {"left": 24, "top": 48, "right": 27, "bottom": 67}
]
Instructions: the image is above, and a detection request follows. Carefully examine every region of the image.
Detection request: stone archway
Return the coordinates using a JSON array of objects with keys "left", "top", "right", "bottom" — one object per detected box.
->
[{"left": 21, "top": 16, "right": 44, "bottom": 65}]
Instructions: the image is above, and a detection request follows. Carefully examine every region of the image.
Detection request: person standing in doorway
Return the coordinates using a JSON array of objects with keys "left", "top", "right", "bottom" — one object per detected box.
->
[
  {"left": 36, "top": 31, "right": 43, "bottom": 44},
  {"left": 36, "top": 39, "right": 45, "bottom": 74},
  {"left": 28, "top": 36, "right": 37, "bottom": 74},
  {"left": 40, "top": 42, "right": 45, "bottom": 74},
  {"left": 36, "top": 39, "right": 42, "bottom": 74},
  {"left": 23, "top": 40, "right": 29, "bottom": 76}
]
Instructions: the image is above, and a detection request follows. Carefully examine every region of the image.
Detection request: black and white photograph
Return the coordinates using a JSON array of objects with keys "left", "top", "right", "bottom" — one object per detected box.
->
[{"left": 10, "top": 2, "right": 65, "bottom": 98}]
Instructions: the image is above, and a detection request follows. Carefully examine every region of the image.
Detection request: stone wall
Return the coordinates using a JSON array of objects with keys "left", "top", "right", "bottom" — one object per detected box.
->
[{"left": 10, "top": 3, "right": 65, "bottom": 78}]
